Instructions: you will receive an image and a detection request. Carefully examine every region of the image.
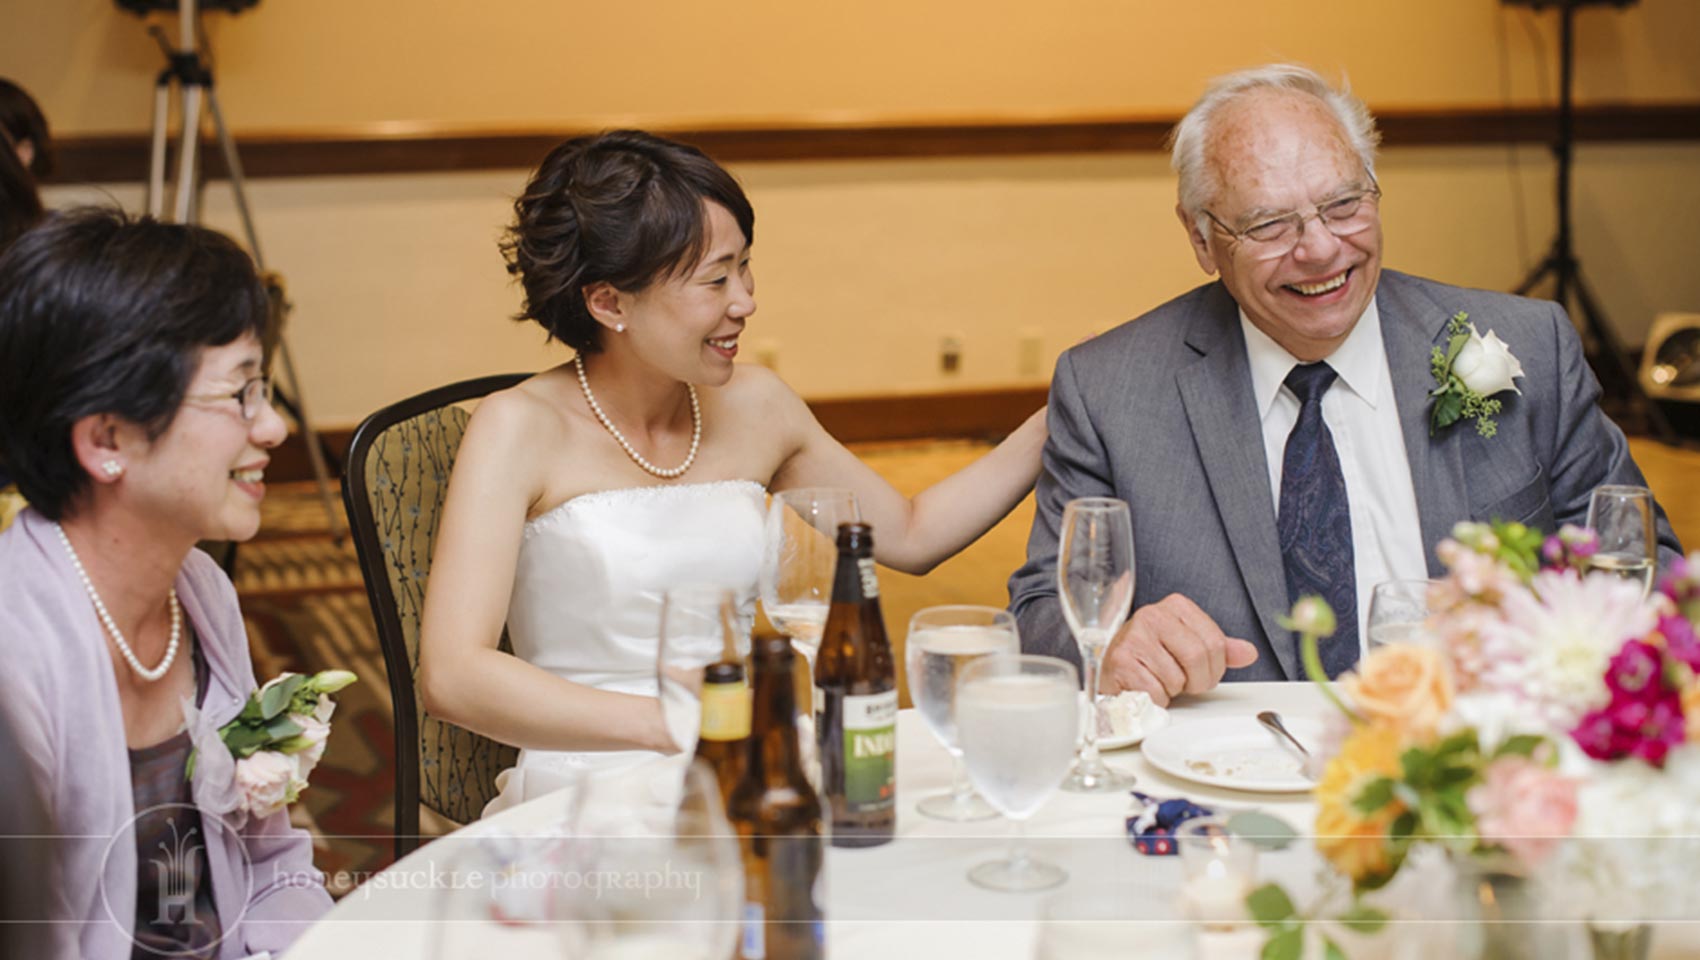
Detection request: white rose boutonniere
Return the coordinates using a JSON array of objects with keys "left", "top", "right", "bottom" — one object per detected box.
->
[{"left": 1429, "top": 311, "right": 1524, "bottom": 438}]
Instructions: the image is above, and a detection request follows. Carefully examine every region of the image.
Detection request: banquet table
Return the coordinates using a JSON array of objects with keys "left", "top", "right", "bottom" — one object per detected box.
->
[{"left": 282, "top": 681, "right": 1699, "bottom": 959}]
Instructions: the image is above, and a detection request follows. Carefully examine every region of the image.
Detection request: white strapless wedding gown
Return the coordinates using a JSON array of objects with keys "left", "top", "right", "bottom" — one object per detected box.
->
[{"left": 482, "top": 479, "right": 766, "bottom": 816}]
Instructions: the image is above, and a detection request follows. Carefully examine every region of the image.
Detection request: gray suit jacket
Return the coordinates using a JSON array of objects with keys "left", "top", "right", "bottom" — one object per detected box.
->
[{"left": 1009, "top": 270, "right": 1683, "bottom": 681}]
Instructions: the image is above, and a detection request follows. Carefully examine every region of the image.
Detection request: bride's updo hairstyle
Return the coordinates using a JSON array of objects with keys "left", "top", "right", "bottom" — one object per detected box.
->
[{"left": 502, "top": 130, "right": 755, "bottom": 355}]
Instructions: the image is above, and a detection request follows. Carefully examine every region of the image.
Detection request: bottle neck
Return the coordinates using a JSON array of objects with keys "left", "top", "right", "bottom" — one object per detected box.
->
[
  {"left": 749, "top": 656, "right": 804, "bottom": 781},
  {"left": 830, "top": 547, "right": 877, "bottom": 606}
]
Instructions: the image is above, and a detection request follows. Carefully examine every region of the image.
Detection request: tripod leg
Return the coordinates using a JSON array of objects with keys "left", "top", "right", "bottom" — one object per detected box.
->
[
  {"left": 1514, "top": 250, "right": 1559, "bottom": 298},
  {"left": 206, "top": 92, "right": 266, "bottom": 269},
  {"left": 173, "top": 84, "right": 203, "bottom": 224},
  {"left": 147, "top": 78, "right": 171, "bottom": 218}
]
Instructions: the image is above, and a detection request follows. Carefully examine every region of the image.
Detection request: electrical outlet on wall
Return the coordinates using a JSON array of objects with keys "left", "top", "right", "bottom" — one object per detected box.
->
[{"left": 940, "top": 334, "right": 963, "bottom": 375}]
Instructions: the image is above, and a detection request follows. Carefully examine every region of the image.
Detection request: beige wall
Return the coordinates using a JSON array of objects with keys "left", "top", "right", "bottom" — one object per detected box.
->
[
  {"left": 8, "top": 0, "right": 1700, "bottom": 134},
  {"left": 14, "top": 1, "right": 1700, "bottom": 426}
]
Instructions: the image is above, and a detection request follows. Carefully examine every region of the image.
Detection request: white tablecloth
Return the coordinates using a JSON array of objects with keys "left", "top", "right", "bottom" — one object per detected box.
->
[{"left": 282, "top": 682, "right": 1699, "bottom": 959}]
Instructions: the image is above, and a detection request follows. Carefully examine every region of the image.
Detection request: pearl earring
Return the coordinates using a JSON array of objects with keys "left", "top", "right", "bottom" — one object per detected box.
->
[
  {"left": 101, "top": 460, "right": 124, "bottom": 478},
  {"left": 614, "top": 323, "right": 626, "bottom": 333}
]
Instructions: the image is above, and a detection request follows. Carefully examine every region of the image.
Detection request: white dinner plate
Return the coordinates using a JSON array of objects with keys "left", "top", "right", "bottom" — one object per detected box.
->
[{"left": 1139, "top": 715, "right": 1319, "bottom": 793}]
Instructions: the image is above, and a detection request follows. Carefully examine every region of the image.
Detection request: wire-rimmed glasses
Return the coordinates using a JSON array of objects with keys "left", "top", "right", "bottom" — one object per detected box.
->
[{"left": 1201, "top": 181, "right": 1381, "bottom": 261}]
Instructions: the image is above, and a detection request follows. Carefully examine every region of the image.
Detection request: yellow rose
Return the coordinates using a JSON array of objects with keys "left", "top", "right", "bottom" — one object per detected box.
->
[
  {"left": 1315, "top": 722, "right": 1404, "bottom": 887},
  {"left": 1340, "top": 643, "right": 1453, "bottom": 737}
]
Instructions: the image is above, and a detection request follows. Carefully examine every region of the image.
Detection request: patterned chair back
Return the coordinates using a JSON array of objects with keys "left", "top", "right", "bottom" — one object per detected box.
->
[{"left": 342, "top": 373, "right": 528, "bottom": 859}]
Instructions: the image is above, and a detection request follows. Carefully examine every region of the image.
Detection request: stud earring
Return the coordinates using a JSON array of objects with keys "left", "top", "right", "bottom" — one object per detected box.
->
[
  {"left": 614, "top": 323, "right": 626, "bottom": 333},
  {"left": 101, "top": 460, "right": 124, "bottom": 478}
]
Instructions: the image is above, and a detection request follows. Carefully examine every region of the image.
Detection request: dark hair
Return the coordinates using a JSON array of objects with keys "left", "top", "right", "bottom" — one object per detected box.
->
[
  {"left": 500, "top": 130, "right": 755, "bottom": 354},
  {"left": 0, "top": 79, "right": 52, "bottom": 178},
  {"left": 0, "top": 139, "right": 42, "bottom": 252},
  {"left": 0, "top": 207, "right": 269, "bottom": 521}
]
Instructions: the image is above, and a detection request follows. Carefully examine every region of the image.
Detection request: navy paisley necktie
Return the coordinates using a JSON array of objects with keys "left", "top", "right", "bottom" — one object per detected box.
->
[{"left": 1277, "top": 362, "right": 1358, "bottom": 677}]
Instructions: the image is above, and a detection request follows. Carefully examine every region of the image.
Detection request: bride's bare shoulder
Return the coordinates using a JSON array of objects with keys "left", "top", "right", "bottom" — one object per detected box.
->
[
  {"left": 715, "top": 362, "right": 804, "bottom": 411},
  {"left": 465, "top": 367, "right": 579, "bottom": 442}
]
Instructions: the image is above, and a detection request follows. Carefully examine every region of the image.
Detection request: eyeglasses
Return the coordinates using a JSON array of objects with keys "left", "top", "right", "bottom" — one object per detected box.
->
[
  {"left": 183, "top": 376, "right": 274, "bottom": 421},
  {"left": 1201, "top": 183, "right": 1382, "bottom": 261}
]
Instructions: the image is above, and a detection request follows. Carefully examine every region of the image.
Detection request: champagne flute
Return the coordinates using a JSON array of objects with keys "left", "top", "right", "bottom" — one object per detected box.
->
[
  {"left": 956, "top": 653, "right": 1079, "bottom": 892},
  {"left": 904, "top": 605, "right": 1019, "bottom": 821},
  {"left": 1366, "top": 579, "right": 1435, "bottom": 651},
  {"left": 1586, "top": 485, "right": 1658, "bottom": 597},
  {"left": 760, "top": 488, "right": 860, "bottom": 672},
  {"left": 658, "top": 584, "right": 745, "bottom": 755},
  {"left": 1056, "top": 497, "right": 1135, "bottom": 793}
]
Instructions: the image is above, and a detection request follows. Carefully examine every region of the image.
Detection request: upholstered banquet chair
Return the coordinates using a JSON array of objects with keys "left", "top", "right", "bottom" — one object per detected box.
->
[{"left": 342, "top": 373, "right": 528, "bottom": 859}]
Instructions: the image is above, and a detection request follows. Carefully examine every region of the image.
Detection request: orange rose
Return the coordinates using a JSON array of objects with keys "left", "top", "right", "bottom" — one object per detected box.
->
[
  {"left": 1315, "top": 722, "right": 1405, "bottom": 887},
  {"left": 1683, "top": 683, "right": 1700, "bottom": 745},
  {"left": 1341, "top": 643, "right": 1453, "bottom": 737}
]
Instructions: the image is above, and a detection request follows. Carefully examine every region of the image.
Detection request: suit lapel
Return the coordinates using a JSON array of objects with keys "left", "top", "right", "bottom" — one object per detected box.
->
[
  {"left": 1379, "top": 272, "right": 1471, "bottom": 577},
  {"left": 1175, "top": 285, "right": 1299, "bottom": 680}
]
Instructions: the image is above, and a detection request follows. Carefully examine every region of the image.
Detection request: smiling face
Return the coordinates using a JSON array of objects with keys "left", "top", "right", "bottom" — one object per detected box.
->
[
  {"left": 616, "top": 201, "right": 755, "bottom": 385},
  {"left": 1180, "top": 89, "right": 1383, "bottom": 362},
  {"left": 119, "top": 332, "right": 287, "bottom": 543}
]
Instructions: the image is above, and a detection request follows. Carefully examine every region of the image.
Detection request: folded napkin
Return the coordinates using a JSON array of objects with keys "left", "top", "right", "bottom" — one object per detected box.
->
[{"left": 1125, "top": 791, "right": 1213, "bottom": 855}]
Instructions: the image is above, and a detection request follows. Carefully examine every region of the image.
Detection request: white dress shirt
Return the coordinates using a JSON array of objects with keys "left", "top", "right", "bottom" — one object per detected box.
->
[{"left": 1239, "top": 300, "right": 1429, "bottom": 654}]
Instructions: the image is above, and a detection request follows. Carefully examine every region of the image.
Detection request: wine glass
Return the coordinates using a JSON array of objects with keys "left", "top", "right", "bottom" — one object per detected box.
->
[
  {"left": 658, "top": 584, "right": 744, "bottom": 755},
  {"left": 557, "top": 759, "right": 745, "bottom": 959},
  {"left": 903, "top": 605, "right": 1019, "bottom": 821},
  {"left": 1586, "top": 485, "right": 1658, "bottom": 598},
  {"left": 1055, "top": 497, "right": 1135, "bottom": 793},
  {"left": 1366, "top": 579, "right": 1435, "bottom": 651},
  {"left": 760, "top": 488, "right": 860, "bottom": 673},
  {"left": 956, "top": 653, "right": 1079, "bottom": 892}
]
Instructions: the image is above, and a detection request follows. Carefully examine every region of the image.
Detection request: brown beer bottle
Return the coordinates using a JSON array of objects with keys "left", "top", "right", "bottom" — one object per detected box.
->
[
  {"left": 728, "top": 635, "right": 825, "bottom": 959},
  {"left": 694, "top": 593, "right": 751, "bottom": 810},
  {"left": 813, "top": 522, "right": 897, "bottom": 848}
]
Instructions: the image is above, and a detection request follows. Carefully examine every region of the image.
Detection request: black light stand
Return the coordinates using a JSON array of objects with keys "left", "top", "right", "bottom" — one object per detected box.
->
[
  {"left": 133, "top": 0, "right": 346, "bottom": 540},
  {"left": 1505, "top": 0, "right": 1674, "bottom": 440}
]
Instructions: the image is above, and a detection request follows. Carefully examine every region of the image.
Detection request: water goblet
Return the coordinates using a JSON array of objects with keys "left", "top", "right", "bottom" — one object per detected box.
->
[
  {"left": 1586, "top": 484, "right": 1658, "bottom": 598},
  {"left": 1056, "top": 497, "right": 1135, "bottom": 792},
  {"left": 956, "top": 653, "right": 1079, "bottom": 892},
  {"left": 903, "top": 605, "right": 1019, "bottom": 821}
]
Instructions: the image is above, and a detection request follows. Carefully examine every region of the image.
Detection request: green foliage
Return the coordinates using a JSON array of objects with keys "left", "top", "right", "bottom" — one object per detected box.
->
[
  {"left": 1248, "top": 883, "right": 1297, "bottom": 927},
  {"left": 1228, "top": 811, "right": 1300, "bottom": 851},
  {"left": 1427, "top": 310, "right": 1508, "bottom": 437}
]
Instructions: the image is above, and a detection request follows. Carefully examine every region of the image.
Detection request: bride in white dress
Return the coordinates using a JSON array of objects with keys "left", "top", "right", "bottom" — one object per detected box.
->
[{"left": 417, "top": 131, "right": 1046, "bottom": 815}]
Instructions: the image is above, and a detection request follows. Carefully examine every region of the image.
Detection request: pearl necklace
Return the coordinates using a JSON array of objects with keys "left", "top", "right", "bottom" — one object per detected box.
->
[
  {"left": 53, "top": 522, "right": 181, "bottom": 683},
  {"left": 574, "top": 356, "right": 702, "bottom": 479}
]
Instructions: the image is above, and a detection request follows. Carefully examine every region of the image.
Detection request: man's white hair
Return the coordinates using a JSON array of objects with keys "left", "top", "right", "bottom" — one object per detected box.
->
[{"left": 1168, "top": 64, "right": 1381, "bottom": 219}]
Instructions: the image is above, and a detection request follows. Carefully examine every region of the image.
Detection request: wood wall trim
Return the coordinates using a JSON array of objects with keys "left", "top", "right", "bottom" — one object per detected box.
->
[
  {"left": 270, "top": 385, "right": 1050, "bottom": 484},
  {"left": 51, "top": 104, "right": 1700, "bottom": 184}
]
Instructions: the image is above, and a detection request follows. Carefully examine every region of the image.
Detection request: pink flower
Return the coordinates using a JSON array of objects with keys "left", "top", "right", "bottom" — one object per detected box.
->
[
  {"left": 289, "top": 713, "right": 332, "bottom": 779},
  {"left": 1606, "top": 640, "right": 1665, "bottom": 698},
  {"left": 234, "top": 750, "right": 299, "bottom": 820},
  {"left": 1467, "top": 756, "right": 1579, "bottom": 869}
]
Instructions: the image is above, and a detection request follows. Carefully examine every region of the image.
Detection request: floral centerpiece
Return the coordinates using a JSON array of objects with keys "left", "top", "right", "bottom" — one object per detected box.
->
[
  {"left": 1256, "top": 522, "right": 1700, "bottom": 957},
  {"left": 185, "top": 669, "right": 357, "bottom": 824}
]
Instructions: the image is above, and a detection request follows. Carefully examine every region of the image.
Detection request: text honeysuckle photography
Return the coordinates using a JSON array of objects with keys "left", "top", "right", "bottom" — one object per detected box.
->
[
  {"left": 1429, "top": 311, "right": 1525, "bottom": 439},
  {"left": 184, "top": 668, "right": 357, "bottom": 825}
]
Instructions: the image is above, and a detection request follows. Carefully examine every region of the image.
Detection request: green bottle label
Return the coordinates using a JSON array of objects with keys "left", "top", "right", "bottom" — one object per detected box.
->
[{"left": 840, "top": 690, "right": 896, "bottom": 812}]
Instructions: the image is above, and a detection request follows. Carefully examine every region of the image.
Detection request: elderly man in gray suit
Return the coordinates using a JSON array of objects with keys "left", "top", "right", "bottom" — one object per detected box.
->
[{"left": 1009, "top": 64, "right": 1681, "bottom": 707}]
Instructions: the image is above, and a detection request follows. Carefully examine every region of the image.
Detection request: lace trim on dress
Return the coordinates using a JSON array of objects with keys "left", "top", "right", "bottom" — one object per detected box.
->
[{"left": 522, "top": 479, "right": 767, "bottom": 540}]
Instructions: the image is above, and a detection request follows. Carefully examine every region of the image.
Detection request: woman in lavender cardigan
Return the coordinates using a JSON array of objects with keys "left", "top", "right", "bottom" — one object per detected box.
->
[{"left": 0, "top": 209, "right": 332, "bottom": 958}]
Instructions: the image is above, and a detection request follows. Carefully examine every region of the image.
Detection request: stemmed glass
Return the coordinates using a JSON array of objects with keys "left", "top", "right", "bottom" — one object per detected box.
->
[
  {"left": 956, "top": 653, "right": 1079, "bottom": 892},
  {"left": 1587, "top": 484, "right": 1658, "bottom": 598},
  {"left": 1366, "top": 579, "right": 1434, "bottom": 651},
  {"left": 903, "top": 605, "right": 1020, "bottom": 821},
  {"left": 760, "top": 488, "right": 861, "bottom": 673},
  {"left": 658, "top": 584, "right": 745, "bottom": 755},
  {"left": 1056, "top": 497, "right": 1135, "bottom": 792}
]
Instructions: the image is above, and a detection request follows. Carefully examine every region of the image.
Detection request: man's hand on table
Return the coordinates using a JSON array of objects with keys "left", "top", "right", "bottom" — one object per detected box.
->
[{"left": 1098, "top": 594, "right": 1259, "bottom": 706}]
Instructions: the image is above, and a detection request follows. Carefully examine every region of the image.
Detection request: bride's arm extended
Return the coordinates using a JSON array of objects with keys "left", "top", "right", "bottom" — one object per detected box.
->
[
  {"left": 763, "top": 368, "right": 1047, "bottom": 576},
  {"left": 418, "top": 389, "right": 674, "bottom": 753}
]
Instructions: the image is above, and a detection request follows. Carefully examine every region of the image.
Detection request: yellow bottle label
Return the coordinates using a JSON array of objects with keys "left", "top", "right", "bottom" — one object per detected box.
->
[{"left": 700, "top": 680, "right": 751, "bottom": 741}]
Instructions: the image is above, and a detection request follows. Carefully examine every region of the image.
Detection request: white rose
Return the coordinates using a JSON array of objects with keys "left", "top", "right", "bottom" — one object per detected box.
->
[
  {"left": 234, "top": 750, "right": 298, "bottom": 820},
  {"left": 1452, "top": 324, "right": 1524, "bottom": 397},
  {"left": 290, "top": 713, "right": 333, "bottom": 779}
]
